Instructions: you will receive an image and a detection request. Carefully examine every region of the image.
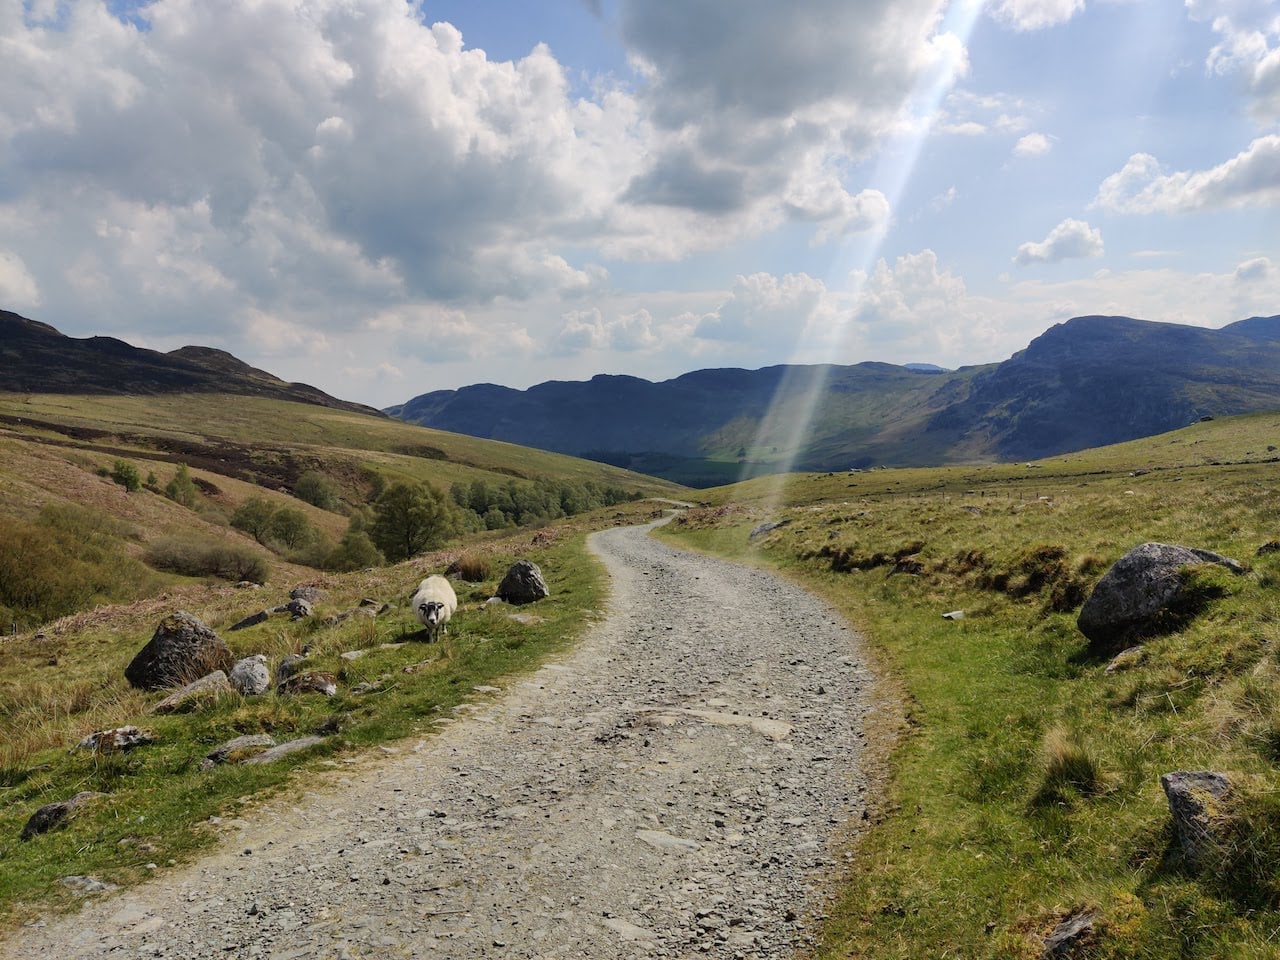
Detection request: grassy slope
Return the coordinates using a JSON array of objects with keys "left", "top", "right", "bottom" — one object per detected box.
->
[
  {"left": 658, "top": 411, "right": 1280, "bottom": 959},
  {"left": 0, "top": 498, "right": 672, "bottom": 925}
]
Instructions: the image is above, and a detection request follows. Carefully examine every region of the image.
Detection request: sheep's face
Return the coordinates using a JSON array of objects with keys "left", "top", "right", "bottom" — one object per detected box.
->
[{"left": 419, "top": 601, "right": 445, "bottom": 625}]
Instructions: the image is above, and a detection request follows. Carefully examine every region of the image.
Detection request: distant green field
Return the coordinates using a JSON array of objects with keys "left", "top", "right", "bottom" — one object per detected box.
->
[{"left": 660, "top": 410, "right": 1280, "bottom": 959}]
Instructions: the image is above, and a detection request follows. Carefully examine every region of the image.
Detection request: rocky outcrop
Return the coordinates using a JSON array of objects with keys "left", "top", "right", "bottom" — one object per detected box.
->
[
  {"left": 21, "top": 791, "right": 104, "bottom": 840},
  {"left": 497, "top": 560, "right": 549, "bottom": 605},
  {"left": 228, "top": 655, "right": 270, "bottom": 696},
  {"left": 125, "top": 611, "right": 233, "bottom": 690},
  {"left": 1076, "top": 543, "right": 1242, "bottom": 651},
  {"left": 1161, "top": 770, "right": 1232, "bottom": 868}
]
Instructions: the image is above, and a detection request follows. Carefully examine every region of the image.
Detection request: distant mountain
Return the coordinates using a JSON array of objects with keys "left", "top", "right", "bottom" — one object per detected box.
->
[
  {"left": 389, "top": 314, "right": 1280, "bottom": 485},
  {"left": 0, "top": 310, "right": 381, "bottom": 416}
]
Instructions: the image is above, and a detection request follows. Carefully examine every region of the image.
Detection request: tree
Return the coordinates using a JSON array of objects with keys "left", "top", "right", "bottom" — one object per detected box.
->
[
  {"left": 369, "top": 481, "right": 457, "bottom": 562},
  {"left": 266, "top": 507, "right": 314, "bottom": 550},
  {"left": 110, "top": 460, "right": 141, "bottom": 493},
  {"left": 293, "top": 470, "right": 339, "bottom": 511},
  {"left": 164, "top": 463, "right": 197, "bottom": 508},
  {"left": 327, "top": 527, "right": 384, "bottom": 571},
  {"left": 230, "top": 497, "right": 277, "bottom": 544}
]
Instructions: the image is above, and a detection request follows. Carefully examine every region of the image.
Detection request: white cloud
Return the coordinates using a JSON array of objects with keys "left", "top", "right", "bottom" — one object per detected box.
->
[
  {"left": 552, "top": 306, "right": 661, "bottom": 355},
  {"left": 695, "top": 273, "right": 830, "bottom": 344},
  {"left": 1013, "top": 132, "right": 1052, "bottom": 157},
  {"left": 1187, "top": 0, "right": 1280, "bottom": 122},
  {"left": 987, "top": 0, "right": 1086, "bottom": 31},
  {"left": 1094, "top": 136, "right": 1280, "bottom": 213},
  {"left": 0, "top": 250, "right": 41, "bottom": 307},
  {"left": 1014, "top": 219, "right": 1105, "bottom": 264},
  {"left": 1234, "top": 255, "right": 1272, "bottom": 281}
]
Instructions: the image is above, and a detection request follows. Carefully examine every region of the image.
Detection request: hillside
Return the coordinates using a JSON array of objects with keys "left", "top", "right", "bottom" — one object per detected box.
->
[
  {"left": 0, "top": 391, "right": 685, "bottom": 632},
  {"left": 0, "top": 310, "right": 380, "bottom": 416},
  {"left": 389, "top": 314, "right": 1280, "bottom": 483}
]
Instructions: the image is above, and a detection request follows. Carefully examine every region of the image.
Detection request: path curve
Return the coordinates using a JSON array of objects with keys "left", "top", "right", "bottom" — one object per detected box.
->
[{"left": 2, "top": 517, "right": 874, "bottom": 959}]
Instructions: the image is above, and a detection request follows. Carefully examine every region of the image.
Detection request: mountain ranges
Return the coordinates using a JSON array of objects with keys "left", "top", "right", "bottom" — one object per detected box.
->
[{"left": 388, "top": 314, "right": 1280, "bottom": 486}]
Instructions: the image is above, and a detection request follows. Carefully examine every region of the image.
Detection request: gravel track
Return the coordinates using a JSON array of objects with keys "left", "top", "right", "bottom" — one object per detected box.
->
[{"left": 2, "top": 516, "right": 874, "bottom": 960}]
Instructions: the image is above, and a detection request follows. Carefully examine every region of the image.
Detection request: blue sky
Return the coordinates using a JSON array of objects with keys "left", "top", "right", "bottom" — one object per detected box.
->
[{"left": 1, "top": 0, "right": 1277, "bottom": 405}]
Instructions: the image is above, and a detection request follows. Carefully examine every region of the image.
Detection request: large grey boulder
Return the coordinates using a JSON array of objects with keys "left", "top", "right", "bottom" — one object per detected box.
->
[
  {"left": 1160, "top": 770, "right": 1231, "bottom": 868},
  {"left": 228, "top": 655, "right": 270, "bottom": 696},
  {"left": 125, "top": 611, "right": 233, "bottom": 691},
  {"left": 497, "top": 560, "right": 549, "bottom": 605},
  {"left": 1076, "top": 543, "right": 1242, "bottom": 651}
]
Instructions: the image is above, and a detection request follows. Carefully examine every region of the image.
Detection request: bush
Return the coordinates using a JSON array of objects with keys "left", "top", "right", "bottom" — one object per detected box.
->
[
  {"left": 164, "top": 463, "right": 198, "bottom": 508},
  {"left": 144, "top": 537, "right": 269, "bottom": 583},
  {"left": 293, "top": 470, "right": 340, "bottom": 512},
  {"left": 327, "top": 528, "right": 384, "bottom": 571},
  {"left": 110, "top": 460, "right": 142, "bottom": 493},
  {"left": 266, "top": 507, "right": 314, "bottom": 550},
  {"left": 0, "top": 505, "right": 156, "bottom": 629},
  {"left": 454, "top": 553, "right": 492, "bottom": 582}
]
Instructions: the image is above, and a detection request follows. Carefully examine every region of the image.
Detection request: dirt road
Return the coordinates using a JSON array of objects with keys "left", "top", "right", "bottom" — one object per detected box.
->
[{"left": 2, "top": 517, "right": 874, "bottom": 959}]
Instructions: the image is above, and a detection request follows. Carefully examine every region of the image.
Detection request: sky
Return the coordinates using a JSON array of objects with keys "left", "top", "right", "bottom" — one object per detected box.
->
[{"left": 1, "top": 0, "right": 1278, "bottom": 408}]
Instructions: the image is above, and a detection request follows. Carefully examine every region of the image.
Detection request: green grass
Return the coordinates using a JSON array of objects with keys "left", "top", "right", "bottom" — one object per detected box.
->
[
  {"left": 0, "top": 500, "right": 658, "bottom": 926},
  {"left": 657, "top": 411, "right": 1280, "bottom": 959}
]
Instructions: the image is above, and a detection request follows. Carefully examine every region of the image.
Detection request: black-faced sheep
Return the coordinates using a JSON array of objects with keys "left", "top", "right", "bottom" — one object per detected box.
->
[{"left": 412, "top": 575, "right": 457, "bottom": 642}]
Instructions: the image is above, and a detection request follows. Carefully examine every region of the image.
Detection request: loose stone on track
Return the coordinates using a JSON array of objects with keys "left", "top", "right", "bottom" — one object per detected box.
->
[{"left": 0, "top": 515, "right": 874, "bottom": 959}]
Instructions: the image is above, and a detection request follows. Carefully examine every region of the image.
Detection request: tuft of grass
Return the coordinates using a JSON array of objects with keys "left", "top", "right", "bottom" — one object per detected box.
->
[
  {"left": 1030, "top": 727, "right": 1105, "bottom": 808},
  {"left": 452, "top": 553, "right": 493, "bottom": 582}
]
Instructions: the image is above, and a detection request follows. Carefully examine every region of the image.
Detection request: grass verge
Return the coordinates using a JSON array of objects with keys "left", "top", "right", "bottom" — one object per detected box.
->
[
  {"left": 0, "top": 500, "right": 665, "bottom": 927},
  {"left": 656, "top": 414, "right": 1280, "bottom": 959}
]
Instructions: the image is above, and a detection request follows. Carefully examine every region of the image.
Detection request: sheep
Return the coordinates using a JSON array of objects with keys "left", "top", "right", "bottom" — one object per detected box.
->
[{"left": 411, "top": 575, "right": 457, "bottom": 642}]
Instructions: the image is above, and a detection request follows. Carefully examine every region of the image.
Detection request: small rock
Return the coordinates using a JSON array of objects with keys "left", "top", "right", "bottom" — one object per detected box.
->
[
  {"left": 73, "top": 726, "right": 154, "bottom": 754},
  {"left": 21, "top": 791, "right": 104, "bottom": 840},
  {"left": 59, "top": 875, "right": 115, "bottom": 895},
  {"left": 1042, "top": 910, "right": 1096, "bottom": 958},
  {"left": 152, "top": 671, "right": 232, "bottom": 715},
  {"left": 277, "top": 672, "right": 338, "bottom": 697},
  {"left": 201, "top": 734, "right": 277, "bottom": 770},
  {"left": 941, "top": 610, "right": 965, "bottom": 621},
  {"left": 286, "top": 598, "right": 314, "bottom": 620},
  {"left": 276, "top": 653, "right": 307, "bottom": 685},
  {"left": 228, "top": 655, "right": 270, "bottom": 696},
  {"left": 1104, "top": 645, "right": 1146, "bottom": 674},
  {"left": 289, "top": 585, "right": 326, "bottom": 604},
  {"left": 1257, "top": 541, "right": 1280, "bottom": 557},
  {"left": 1161, "top": 770, "right": 1231, "bottom": 868},
  {"left": 228, "top": 611, "right": 270, "bottom": 632},
  {"left": 242, "top": 736, "right": 327, "bottom": 765}
]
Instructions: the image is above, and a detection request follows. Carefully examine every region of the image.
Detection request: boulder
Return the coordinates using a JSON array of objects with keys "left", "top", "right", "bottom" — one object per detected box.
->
[
  {"left": 21, "top": 791, "right": 103, "bottom": 840},
  {"left": 73, "top": 726, "right": 154, "bottom": 754},
  {"left": 1258, "top": 541, "right": 1280, "bottom": 557},
  {"left": 276, "top": 653, "right": 308, "bottom": 685},
  {"left": 125, "top": 611, "right": 234, "bottom": 691},
  {"left": 200, "top": 733, "right": 276, "bottom": 770},
  {"left": 277, "top": 672, "right": 337, "bottom": 697},
  {"left": 285, "top": 598, "right": 314, "bottom": 620},
  {"left": 289, "top": 585, "right": 325, "bottom": 604},
  {"left": 228, "top": 655, "right": 270, "bottom": 696},
  {"left": 1160, "top": 770, "right": 1231, "bottom": 868},
  {"left": 497, "top": 560, "right": 549, "bottom": 605},
  {"left": 151, "top": 671, "right": 232, "bottom": 714},
  {"left": 1076, "top": 543, "right": 1242, "bottom": 651}
]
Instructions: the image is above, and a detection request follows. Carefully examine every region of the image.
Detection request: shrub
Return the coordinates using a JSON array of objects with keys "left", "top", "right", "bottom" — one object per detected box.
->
[
  {"left": 266, "top": 506, "right": 314, "bottom": 550},
  {"left": 454, "top": 553, "right": 492, "bottom": 582},
  {"left": 293, "top": 470, "right": 340, "bottom": 512},
  {"left": 327, "top": 528, "right": 384, "bottom": 571},
  {"left": 144, "top": 537, "right": 269, "bottom": 583},
  {"left": 110, "top": 460, "right": 142, "bottom": 492},
  {"left": 164, "top": 463, "right": 198, "bottom": 508}
]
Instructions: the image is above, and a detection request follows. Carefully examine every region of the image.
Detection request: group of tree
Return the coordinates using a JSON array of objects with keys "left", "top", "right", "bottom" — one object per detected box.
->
[{"left": 448, "top": 477, "right": 639, "bottom": 530}]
